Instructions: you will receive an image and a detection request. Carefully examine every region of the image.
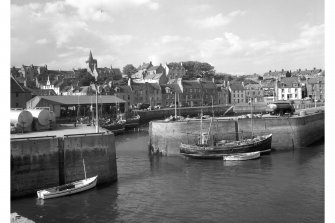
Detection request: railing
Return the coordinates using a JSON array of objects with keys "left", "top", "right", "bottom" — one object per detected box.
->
[{"left": 293, "top": 103, "right": 324, "bottom": 110}]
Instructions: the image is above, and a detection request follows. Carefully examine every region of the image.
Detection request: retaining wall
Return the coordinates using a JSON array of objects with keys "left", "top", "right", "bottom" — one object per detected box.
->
[
  {"left": 149, "top": 111, "right": 324, "bottom": 155},
  {"left": 11, "top": 132, "right": 117, "bottom": 198}
]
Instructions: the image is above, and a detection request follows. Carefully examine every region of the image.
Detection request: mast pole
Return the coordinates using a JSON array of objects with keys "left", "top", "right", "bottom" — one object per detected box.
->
[
  {"left": 83, "top": 159, "right": 87, "bottom": 180},
  {"left": 200, "top": 96, "right": 203, "bottom": 143},
  {"left": 251, "top": 97, "right": 253, "bottom": 138},
  {"left": 174, "top": 91, "right": 177, "bottom": 119},
  {"left": 96, "top": 85, "right": 99, "bottom": 133}
]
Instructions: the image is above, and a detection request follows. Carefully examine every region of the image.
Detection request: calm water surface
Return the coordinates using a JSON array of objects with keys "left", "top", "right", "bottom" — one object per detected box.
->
[{"left": 11, "top": 131, "right": 324, "bottom": 223}]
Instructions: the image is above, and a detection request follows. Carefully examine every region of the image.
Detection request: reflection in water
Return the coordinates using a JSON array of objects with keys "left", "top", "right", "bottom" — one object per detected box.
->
[{"left": 11, "top": 132, "right": 324, "bottom": 223}]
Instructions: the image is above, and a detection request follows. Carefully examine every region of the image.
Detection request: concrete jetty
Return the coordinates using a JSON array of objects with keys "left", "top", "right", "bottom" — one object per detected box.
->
[
  {"left": 11, "top": 124, "right": 117, "bottom": 198},
  {"left": 149, "top": 107, "right": 324, "bottom": 155}
]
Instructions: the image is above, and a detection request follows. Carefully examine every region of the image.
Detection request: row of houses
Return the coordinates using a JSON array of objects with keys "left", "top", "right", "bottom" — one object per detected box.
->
[{"left": 11, "top": 73, "right": 325, "bottom": 112}]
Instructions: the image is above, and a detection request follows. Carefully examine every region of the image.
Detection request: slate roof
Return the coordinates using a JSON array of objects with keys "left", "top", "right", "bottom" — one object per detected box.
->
[
  {"left": 31, "top": 89, "right": 57, "bottom": 96},
  {"left": 29, "top": 95, "right": 126, "bottom": 106},
  {"left": 200, "top": 81, "right": 216, "bottom": 89},
  {"left": 244, "top": 83, "right": 262, "bottom": 90},
  {"left": 144, "top": 73, "right": 163, "bottom": 80},
  {"left": 147, "top": 66, "right": 160, "bottom": 71},
  {"left": 182, "top": 80, "right": 202, "bottom": 88},
  {"left": 229, "top": 82, "right": 245, "bottom": 91},
  {"left": 138, "top": 62, "right": 152, "bottom": 70},
  {"left": 10, "top": 75, "right": 31, "bottom": 93},
  {"left": 307, "top": 77, "right": 325, "bottom": 84},
  {"left": 279, "top": 77, "right": 300, "bottom": 88}
]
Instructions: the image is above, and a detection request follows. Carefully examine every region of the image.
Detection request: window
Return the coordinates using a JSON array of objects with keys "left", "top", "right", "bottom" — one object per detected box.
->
[
  {"left": 16, "top": 93, "right": 19, "bottom": 97},
  {"left": 295, "top": 94, "right": 297, "bottom": 98},
  {"left": 16, "top": 103, "right": 19, "bottom": 107},
  {"left": 282, "top": 94, "right": 284, "bottom": 98}
]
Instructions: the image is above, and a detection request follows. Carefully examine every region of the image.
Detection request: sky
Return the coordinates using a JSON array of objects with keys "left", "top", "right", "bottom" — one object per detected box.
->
[{"left": 10, "top": 0, "right": 324, "bottom": 74}]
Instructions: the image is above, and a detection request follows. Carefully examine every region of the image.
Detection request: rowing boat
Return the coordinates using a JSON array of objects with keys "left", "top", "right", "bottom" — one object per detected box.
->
[
  {"left": 37, "top": 175, "right": 98, "bottom": 199},
  {"left": 223, "top": 151, "right": 260, "bottom": 161}
]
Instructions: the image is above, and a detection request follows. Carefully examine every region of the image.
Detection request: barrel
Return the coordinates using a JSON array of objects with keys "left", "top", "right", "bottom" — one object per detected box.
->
[
  {"left": 26, "top": 109, "right": 50, "bottom": 126},
  {"left": 10, "top": 110, "right": 33, "bottom": 132}
]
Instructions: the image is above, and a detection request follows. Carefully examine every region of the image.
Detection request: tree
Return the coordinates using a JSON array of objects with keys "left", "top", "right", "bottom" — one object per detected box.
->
[
  {"left": 122, "top": 64, "right": 137, "bottom": 78},
  {"left": 171, "top": 61, "right": 215, "bottom": 80}
]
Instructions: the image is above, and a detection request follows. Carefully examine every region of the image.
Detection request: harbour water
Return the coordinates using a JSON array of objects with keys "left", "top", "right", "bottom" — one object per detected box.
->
[{"left": 11, "top": 130, "right": 324, "bottom": 223}]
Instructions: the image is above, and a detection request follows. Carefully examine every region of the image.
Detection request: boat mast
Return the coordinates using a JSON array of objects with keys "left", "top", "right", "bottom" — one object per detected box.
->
[
  {"left": 83, "top": 159, "right": 87, "bottom": 180},
  {"left": 211, "top": 95, "right": 214, "bottom": 118},
  {"left": 200, "top": 97, "right": 203, "bottom": 143},
  {"left": 251, "top": 97, "right": 253, "bottom": 138},
  {"left": 174, "top": 91, "right": 177, "bottom": 119},
  {"left": 96, "top": 85, "right": 99, "bottom": 133}
]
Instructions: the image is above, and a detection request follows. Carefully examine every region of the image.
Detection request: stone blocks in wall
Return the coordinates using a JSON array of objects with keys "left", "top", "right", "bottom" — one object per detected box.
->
[{"left": 11, "top": 137, "right": 60, "bottom": 198}]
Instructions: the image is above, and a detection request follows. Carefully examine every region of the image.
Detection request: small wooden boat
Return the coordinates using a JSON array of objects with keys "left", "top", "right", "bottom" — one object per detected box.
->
[
  {"left": 181, "top": 153, "right": 226, "bottom": 159},
  {"left": 37, "top": 175, "right": 98, "bottom": 199},
  {"left": 223, "top": 151, "right": 260, "bottom": 161}
]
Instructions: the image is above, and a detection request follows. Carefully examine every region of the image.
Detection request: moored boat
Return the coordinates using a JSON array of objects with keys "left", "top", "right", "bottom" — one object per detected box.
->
[
  {"left": 180, "top": 133, "right": 272, "bottom": 155},
  {"left": 100, "top": 119, "right": 126, "bottom": 135},
  {"left": 37, "top": 175, "right": 98, "bottom": 199},
  {"left": 223, "top": 151, "right": 260, "bottom": 161},
  {"left": 125, "top": 113, "right": 140, "bottom": 129}
]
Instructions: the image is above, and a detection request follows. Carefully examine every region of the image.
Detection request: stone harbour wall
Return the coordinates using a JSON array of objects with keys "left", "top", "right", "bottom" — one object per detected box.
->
[
  {"left": 149, "top": 111, "right": 324, "bottom": 155},
  {"left": 11, "top": 132, "right": 117, "bottom": 198}
]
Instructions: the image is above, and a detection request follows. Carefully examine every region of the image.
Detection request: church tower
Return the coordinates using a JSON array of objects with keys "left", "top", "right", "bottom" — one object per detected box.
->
[{"left": 86, "top": 50, "right": 98, "bottom": 73}]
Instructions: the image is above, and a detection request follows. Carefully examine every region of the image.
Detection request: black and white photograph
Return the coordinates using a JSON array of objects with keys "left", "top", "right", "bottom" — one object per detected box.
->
[{"left": 6, "top": 0, "right": 329, "bottom": 222}]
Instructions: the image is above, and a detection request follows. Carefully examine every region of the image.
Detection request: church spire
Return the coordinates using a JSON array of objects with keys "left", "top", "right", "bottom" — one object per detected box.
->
[
  {"left": 88, "top": 50, "right": 93, "bottom": 62},
  {"left": 86, "top": 50, "right": 98, "bottom": 73}
]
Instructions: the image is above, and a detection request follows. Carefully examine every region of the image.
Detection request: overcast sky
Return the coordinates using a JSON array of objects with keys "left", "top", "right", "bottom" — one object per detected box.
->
[{"left": 10, "top": 0, "right": 324, "bottom": 74}]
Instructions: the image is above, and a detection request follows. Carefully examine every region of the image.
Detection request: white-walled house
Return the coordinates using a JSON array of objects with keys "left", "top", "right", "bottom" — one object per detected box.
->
[{"left": 276, "top": 77, "right": 302, "bottom": 100}]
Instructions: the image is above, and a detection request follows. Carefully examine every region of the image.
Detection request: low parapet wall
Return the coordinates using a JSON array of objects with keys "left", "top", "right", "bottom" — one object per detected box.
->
[
  {"left": 137, "top": 105, "right": 234, "bottom": 123},
  {"left": 11, "top": 132, "right": 117, "bottom": 198},
  {"left": 149, "top": 110, "right": 324, "bottom": 155}
]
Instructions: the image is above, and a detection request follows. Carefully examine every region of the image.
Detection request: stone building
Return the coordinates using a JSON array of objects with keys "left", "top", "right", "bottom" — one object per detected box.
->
[
  {"left": 306, "top": 76, "right": 325, "bottom": 102},
  {"left": 244, "top": 83, "right": 263, "bottom": 103},
  {"left": 276, "top": 77, "right": 302, "bottom": 100},
  {"left": 10, "top": 75, "right": 32, "bottom": 109},
  {"left": 228, "top": 81, "right": 246, "bottom": 104},
  {"left": 164, "top": 62, "right": 186, "bottom": 80}
]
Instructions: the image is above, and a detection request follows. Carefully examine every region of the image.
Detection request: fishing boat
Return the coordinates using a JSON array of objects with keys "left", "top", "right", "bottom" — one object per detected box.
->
[
  {"left": 37, "top": 159, "right": 97, "bottom": 199},
  {"left": 100, "top": 118, "right": 126, "bottom": 135},
  {"left": 180, "top": 98, "right": 272, "bottom": 158},
  {"left": 223, "top": 151, "right": 260, "bottom": 161},
  {"left": 180, "top": 133, "right": 272, "bottom": 155},
  {"left": 124, "top": 111, "right": 140, "bottom": 129},
  {"left": 37, "top": 175, "right": 98, "bottom": 199}
]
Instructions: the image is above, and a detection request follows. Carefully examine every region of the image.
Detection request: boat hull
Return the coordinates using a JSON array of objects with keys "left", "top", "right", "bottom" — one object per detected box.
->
[
  {"left": 101, "top": 123, "right": 125, "bottom": 135},
  {"left": 125, "top": 119, "right": 140, "bottom": 129},
  {"left": 180, "top": 134, "right": 272, "bottom": 155},
  {"left": 181, "top": 150, "right": 267, "bottom": 159},
  {"left": 37, "top": 175, "right": 98, "bottom": 199},
  {"left": 223, "top": 151, "right": 260, "bottom": 161}
]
